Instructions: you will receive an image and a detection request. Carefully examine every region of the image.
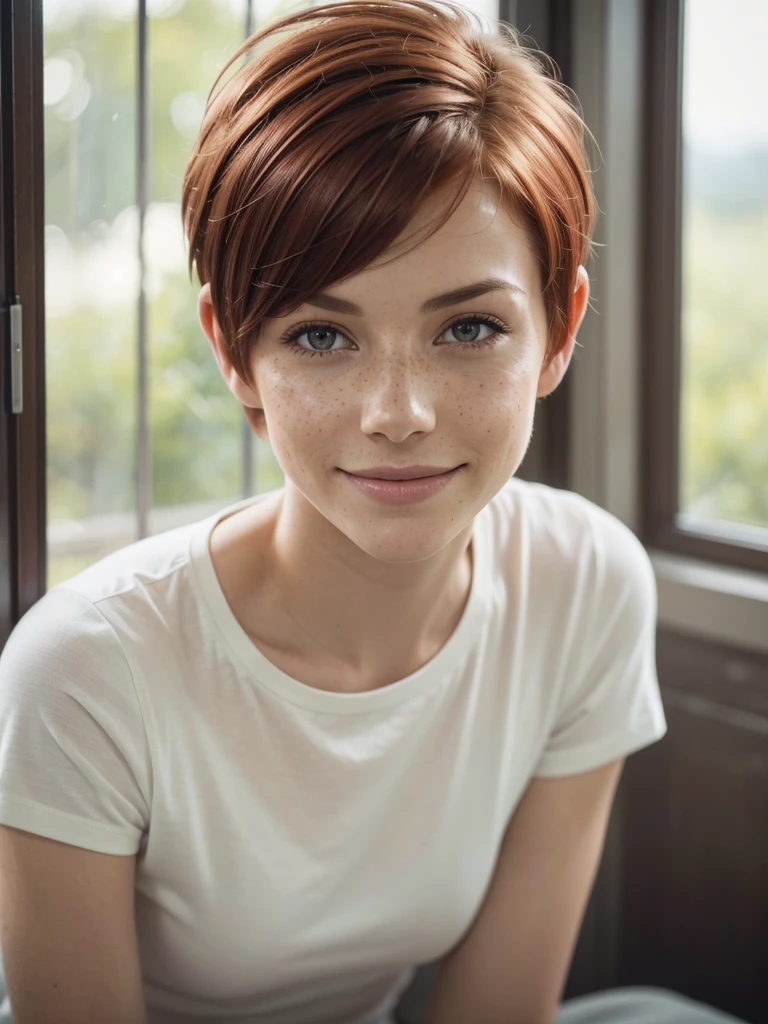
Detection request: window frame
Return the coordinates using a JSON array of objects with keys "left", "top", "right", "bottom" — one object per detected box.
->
[
  {"left": 566, "top": 0, "right": 768, "bottom": 658},
  {"left": 501, "top": 0, "right": 574, "bottom": 495},
  {"left": 0, "top": 0, "right": 47, "bottom": 647},
  {"left": 641, "top": 0, "right": 768, "bottom": 577}
]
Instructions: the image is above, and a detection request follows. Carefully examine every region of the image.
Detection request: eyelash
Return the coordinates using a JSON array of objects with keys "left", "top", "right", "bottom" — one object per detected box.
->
[{"left": 278, "top": 315, "right": 512, "bottom": 359}]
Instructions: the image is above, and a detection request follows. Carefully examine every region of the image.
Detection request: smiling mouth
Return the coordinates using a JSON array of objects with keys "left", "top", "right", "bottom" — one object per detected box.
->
[{"left": 342, "top": 466, "right": 464, "bottom": 481}]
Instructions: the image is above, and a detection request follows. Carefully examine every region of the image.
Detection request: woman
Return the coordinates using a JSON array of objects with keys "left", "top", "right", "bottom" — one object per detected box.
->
[{"left": 0, "top": 2, "right": 740, "bottom": 1023}]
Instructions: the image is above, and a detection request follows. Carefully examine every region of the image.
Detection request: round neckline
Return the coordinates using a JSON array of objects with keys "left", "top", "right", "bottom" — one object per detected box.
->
[{"left": 187, "top": 488, "right": 492, "bottom": 714}]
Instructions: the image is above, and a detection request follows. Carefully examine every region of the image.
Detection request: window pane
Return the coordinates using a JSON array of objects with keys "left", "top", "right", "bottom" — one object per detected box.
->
[
  {"left": 145, "top": 0, "right": 257, "bottom": 539},
  {"left": 679, "top": 0, "right": 768, "bottom": 541},
  {"left": 44, "top": 0, "right": 140, "bottom": 588},
  {"left": 43, "top": 0, "right": 285, "bottom": 590}
]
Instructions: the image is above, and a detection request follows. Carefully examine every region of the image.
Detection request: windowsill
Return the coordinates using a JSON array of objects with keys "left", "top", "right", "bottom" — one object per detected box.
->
[{"left": 648, "top": 549, "right": 768, "bottom": 656}]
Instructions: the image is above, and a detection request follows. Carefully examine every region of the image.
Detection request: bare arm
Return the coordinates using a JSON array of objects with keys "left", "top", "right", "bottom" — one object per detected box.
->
[
  {"left": 426, "top": 758, "right": 624, "bottom": 1024},
  {"left": 0, "top": 825, "right": 148, "bottom": 1024}
]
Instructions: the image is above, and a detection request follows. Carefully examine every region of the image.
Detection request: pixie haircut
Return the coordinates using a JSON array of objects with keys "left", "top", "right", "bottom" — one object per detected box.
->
[{"left": 182, "top": 0, "right": 596, "bottom": 419}]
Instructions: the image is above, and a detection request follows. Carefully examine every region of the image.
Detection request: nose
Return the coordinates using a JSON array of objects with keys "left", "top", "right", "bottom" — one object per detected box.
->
[{"left": 358, "top": 357, "right": 437, "bottom": 442}]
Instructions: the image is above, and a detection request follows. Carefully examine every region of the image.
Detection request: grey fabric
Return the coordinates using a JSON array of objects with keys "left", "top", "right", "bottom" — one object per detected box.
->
[
  {"left": 555, "top": 987, "right": 749, "bottom": 1024},
  {"left": 393, "top": 963, "right": 750, "bottom": 1024},
  {"left": 394, "top": 961, "right": 441, "bottom": 1023}
]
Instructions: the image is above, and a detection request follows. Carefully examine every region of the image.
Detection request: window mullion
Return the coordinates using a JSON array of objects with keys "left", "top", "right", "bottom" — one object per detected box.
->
[{"left": 137, "top": 0, "right": 151, "bottom": 539}]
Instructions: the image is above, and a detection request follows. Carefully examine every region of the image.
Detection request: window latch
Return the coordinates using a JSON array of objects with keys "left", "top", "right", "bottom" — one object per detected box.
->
[{"left": 8, "top": 299, "right": 22, "bottom": 415}]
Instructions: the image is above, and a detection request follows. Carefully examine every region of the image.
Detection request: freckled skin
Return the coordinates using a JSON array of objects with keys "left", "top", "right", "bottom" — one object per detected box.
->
[{"left": 197, "top": 175, "right": 590, "bottom": 692}]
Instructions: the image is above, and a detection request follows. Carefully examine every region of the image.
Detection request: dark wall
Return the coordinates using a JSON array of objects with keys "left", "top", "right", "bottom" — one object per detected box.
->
[{"left": 614, "top": 629, "right": 768, "bottom": 1024}]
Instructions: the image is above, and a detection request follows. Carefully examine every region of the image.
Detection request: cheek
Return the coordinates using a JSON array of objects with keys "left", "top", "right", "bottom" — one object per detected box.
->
[
  {"left": 259, "top": 369, "right": 318, "bottom": 424},
  {"left": 459, "top": 365, "right": 540, "bottom": 471},
  {"left": 463, "top": 361, "right": 538, "bottom": 430},
  {"left": 258, "top": 371, "right": 345, "bottom": 463}
]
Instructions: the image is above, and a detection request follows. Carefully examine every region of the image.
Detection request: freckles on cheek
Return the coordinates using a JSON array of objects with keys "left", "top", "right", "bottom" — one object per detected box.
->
[
  {"left": 269, "top": 371, "right": 348, "bottom": 421},
  {"left": 465, "top": 370, "right": 536, "bottom": 459},
  {"left": 473, "top": 365, "right": 534, "bottom": 415},
  {"left": 266, "top": 374, "right": 313, "bottom": 420},
  {"left": 266, "top": 381, "right": 343, "bottom": 464}
]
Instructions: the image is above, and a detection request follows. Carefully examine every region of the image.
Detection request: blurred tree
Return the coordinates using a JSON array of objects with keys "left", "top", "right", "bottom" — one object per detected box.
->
[
  {"left": 44, "top": 0, "right": 287, "bottom": 587},
  {"left": 680, "top": 204, "right": 768, "bottom": 528}
]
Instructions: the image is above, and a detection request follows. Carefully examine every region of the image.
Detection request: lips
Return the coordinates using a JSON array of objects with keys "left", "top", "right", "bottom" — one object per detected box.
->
[
  {"left": 345, "top": 466, "right": 460, "bottom": 481},
  {"left": 341, "top": 465, "right": 463, "bottom": 505}
]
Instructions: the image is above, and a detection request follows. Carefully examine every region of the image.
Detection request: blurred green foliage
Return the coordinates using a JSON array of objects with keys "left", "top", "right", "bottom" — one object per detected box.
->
[
  {"left": 680, "top": 205, "right": 768, "bottom": 529},
  {"left": 44, "top": 0, "right": 287, "bottom": 587}
]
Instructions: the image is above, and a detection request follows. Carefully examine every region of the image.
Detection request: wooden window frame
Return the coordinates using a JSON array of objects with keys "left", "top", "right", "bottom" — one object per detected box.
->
[
  {"left": 500, "top": 0, "right": 574, "bottom": 494},
  {"left": 0, "top": 0, "right": 46, "bottom": 647},
  {"left": 641, "top": 0, "right": 768, "bottom": 576}
]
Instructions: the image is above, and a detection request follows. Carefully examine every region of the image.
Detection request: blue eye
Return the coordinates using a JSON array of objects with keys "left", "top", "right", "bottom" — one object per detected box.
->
[{"left": 279, "top": 315, "right": 511, "bottom": 358}]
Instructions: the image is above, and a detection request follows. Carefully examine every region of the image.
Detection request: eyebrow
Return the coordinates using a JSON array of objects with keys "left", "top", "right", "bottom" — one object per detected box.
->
[{"left": 303, "top": 277, "right": 526, "bottom": 316}]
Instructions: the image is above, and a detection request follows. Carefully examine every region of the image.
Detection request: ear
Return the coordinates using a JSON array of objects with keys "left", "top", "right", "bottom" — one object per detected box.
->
[
  {"left": 536, "top": 265, "right": 590, "bottom": 399},
  {"left": 197, "top": 283, "right": 267, "bottom": 436}
]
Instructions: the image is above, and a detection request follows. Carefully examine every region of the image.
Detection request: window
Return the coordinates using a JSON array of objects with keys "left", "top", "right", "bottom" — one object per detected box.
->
[
  {"left": 43, "top": 0, "right": 285, "bottom": 590},
  {"left": 679, "top": 0, "right": 768, "bottom": 537},
  {"left": 642, "top": 0, "right": 768, "bottom": 574}
]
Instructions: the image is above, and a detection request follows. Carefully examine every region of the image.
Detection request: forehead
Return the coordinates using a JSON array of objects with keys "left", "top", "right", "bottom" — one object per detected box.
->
[{"left": 350, "top": 177, "right": 539, "bottom": 299}]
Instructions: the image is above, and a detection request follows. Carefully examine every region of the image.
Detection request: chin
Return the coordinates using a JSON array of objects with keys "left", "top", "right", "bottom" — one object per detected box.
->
[{"left": 340, "top": 514, "right": 472, "bottom": 564}]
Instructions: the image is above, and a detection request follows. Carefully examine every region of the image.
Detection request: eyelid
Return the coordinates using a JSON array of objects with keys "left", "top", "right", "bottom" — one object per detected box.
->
[{"left": 281, "top": 312, "right": 513, "bottom": 346}]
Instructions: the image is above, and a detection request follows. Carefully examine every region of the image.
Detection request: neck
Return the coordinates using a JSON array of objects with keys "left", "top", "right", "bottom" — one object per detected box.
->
[{"left": 221, "top": 484, "right": 475, "bottom": 692}]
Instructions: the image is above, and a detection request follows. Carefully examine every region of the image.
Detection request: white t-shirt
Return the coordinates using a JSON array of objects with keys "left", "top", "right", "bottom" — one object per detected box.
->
[{"left": 0, "top": 477, "right": 667, "bottom": 1024}]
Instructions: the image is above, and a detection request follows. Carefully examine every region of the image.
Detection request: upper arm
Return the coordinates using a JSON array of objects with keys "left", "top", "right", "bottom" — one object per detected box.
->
[
  {"left": 0, "top": 825, "right": 148, "bottom": 1024},
  {"left": 426, "top": 758, "right": 624, "bottom": 1024}
]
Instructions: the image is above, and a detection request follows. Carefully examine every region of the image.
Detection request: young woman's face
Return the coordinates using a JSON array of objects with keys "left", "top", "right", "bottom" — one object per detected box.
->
[{"left": 200, "top": 176, "right": 589, "bottom": 564}]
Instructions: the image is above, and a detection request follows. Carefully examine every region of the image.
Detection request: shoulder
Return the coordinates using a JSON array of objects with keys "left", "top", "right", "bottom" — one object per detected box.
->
[
  {"left": 3, "top": 524, "right": 188, "bottom": 667},
  {"left": 56, "top": 519, "right": 195, "bottom": 607},
  {"left": 1, "top": 518, "right": 196, "bottom": 692},
  {"left": 5, "top": 520, "right": 214, "bottom": 711},
  {"left": 0, "top": 586, "right": 132, "bottom": 700},
  {"left": 495, "top": 476, "right": 637, "bottom": 539},
  {"left": 491, "top": 477, "right": 655, "bottom": 608}
]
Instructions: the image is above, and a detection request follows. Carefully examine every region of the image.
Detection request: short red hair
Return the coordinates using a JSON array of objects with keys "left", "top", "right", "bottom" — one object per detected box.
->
[{"left": 182, "top": 0, "right": 596, "bottom": 406}]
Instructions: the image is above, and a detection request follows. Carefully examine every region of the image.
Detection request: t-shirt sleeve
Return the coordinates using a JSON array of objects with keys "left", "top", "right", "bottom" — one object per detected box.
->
[
  {"left": 0, "top": 586, "right": 151, "bottom": 854},
  {"left": 533, "top": 507, "right": 668, "bottom": 778}
]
